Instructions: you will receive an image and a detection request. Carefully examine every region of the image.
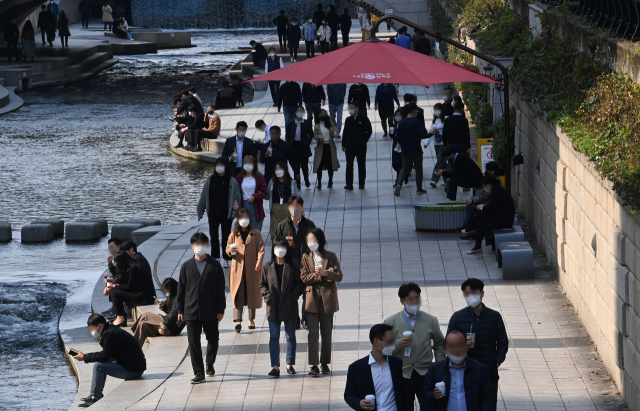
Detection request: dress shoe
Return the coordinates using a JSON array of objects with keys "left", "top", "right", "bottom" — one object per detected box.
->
[
  {"left": 467, "top": 248, "right": 482, "bottom": 255},
  {"left": 248, "top": 321, "right": 255, "bottom": 329},
  {"left": 316, "top": 184, "right": 322, "bottom": 190},
  {"left": 416, "top": 189, "right": 427, "bottom": 194},
  {"left": 308, "top": 365, "right": 320, "bottom": 375},
  {"left": 321, "top": 364, "right": 331, "bottom": 374},
  {"left": 268, "top": 368, "right": 280, "bottom": 377},
  {"left": 305, "top": 180, "right": 311, "bottom": 188},
  {"left": 235, "top": 323, "right": 242, "bottom": 333},
  {"left": 327, "top": 180, "right": 333, "bottom": 188},
  {"left": 344, "top": 185, "right": 353, "bottom": 190},
  {"left": 110, "top": 320, "right": 127, "bottom": 327},
  {"left": 206, "top": 365, "right": 215, "bottom": 376},
  {"left": 287, "top": 366, "right": 296, "bottom": 374},
  {"left": 359, "top": 185, "right": 365, "bottom": 189},
  {"left": 394, "top": 185, "right": 401, "bottom": 196}
]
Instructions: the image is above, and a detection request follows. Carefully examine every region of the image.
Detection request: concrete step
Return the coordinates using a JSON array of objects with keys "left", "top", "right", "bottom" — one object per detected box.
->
[
  {"left": 31, "top": 56, "right": 117, "bottom": 88},
  {"left": 31, "top": 51, "right": 112, "bottom": 84}
]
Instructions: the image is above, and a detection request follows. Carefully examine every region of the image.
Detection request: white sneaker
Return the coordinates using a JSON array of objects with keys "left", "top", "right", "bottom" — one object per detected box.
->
[{"left": 293, "top": 59, "right": 297, "bottom": 63}]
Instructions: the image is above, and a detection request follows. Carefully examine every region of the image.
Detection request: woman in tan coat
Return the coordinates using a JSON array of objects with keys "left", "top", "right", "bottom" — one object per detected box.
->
[
  {"left": 226, "top": 208, "right": 265, "bottom": 332},
  {"left": 313, "top": 109, "right": 340, "bottom": 189},
  {"left": 300, "top": 227, "right": 343, "bottom": 375}
]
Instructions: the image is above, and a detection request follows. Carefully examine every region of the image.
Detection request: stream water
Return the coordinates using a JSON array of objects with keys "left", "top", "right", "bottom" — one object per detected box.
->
[{"left": 0, "top": 29, "right": 276, "bottom": 410}]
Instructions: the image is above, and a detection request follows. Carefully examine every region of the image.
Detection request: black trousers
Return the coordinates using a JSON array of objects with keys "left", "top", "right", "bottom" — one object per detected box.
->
[
  {"left": 405, "top": 369, "right": 427, "bottom": 410},
  {"left": 6, "top": 41, "right": 19, "bottom": 61},
  {"left": 446, "top": 176, "right": 480, "bottom": 200},
  {"left": 186, "top": 320, "right": 219, "bottom": 375},
  {"left": 378, "top": 101, "right": 394, "bottom": 134},
  {"left": 41, "top": 29, "right": 46, "bottom": 44},
  {"left": 398, "top": 153, "right": 423, "bottom": 190},
  {"left": 329, "top": 29, "right": 338, "bottom": 49},
  {"left": 320, "top": 41, "right": 329, "bottom": 54},
  {"left": 208, "top": 214, "right": 232, "bottom": 260},
  {"left": 268, "top": 81, "right": 280, "bottom": 105},
  {"left": 317, "top": 144, "right": 333, "bottom": 184},
  {"left": 342, "top": 31, "right": 350, "bottom": 48},
  {"left": 305, "top": 40, "right": 315, "bottom": 58},
  {"left": 474, "top": 210, "right": 512, "bottom": 249},
  {"left": 489, "top": 367, "right": 499, "bottom": 411},
  {"left": 81, "top": 13, "right": 90, "bottom": 28},
  {"left": 345, "top": 147, "right": 367, "bottom": 187},
  {"left": 110, "top": 289, "right": 151, "bottom": 316},
  {"left": 277, "top": 30, "right": 287, "bottom": 49},
  {"left": 291, "top": 141, "right": 310, "bottom": 184}
]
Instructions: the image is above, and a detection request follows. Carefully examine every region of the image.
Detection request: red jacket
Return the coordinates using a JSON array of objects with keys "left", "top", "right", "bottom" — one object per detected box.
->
[{"left": 236, "top": 173, "right": 268, "bottom": 222}]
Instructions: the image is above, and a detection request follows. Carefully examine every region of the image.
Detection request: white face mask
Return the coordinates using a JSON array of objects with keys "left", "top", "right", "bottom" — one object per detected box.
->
[
  {"left": 434, "top": 110, "right": 441, "bottom": 117},
  {"left": 348, "top": 109, "right": 356, "bottom": 116},
  {"left": 465, "top": 294, "right": 482, "bottom": 308},
  {"left": 307, "top": 242, "right": 319, "bottom": 252},
  {"left": 394, "top": 115, "right": 402, "bottom": 122},
  {"left": 404, "top": 303, "right": 420, "bottom": 315},
  {"left": 237, "top": 131, "right": 246, "bottom": 138},
  {"left": 238, "top": 218, "right": 250, "bottom": 227},
  {"left": 165, "top": 293, "right": 170, "bottom": 297},
  {"left": 243, "top": 164, "right": 254, "bottom": 172},
  {"left": 296, "top": 111, "right": 305, "bottom": 119},
  {"left": 269, "top": 52, "right": 276, "bottom": 57},
  {"left": 308, "top": 20, "right": 312, "bottom": 23},
  {"left": 275, "top": 169, "right": 285, "bottom": 178},
  {"left": 91, "top": 326, "right": 102, "bottom": 340},
  {"left": 190, "top": 112, "right": 196, "bottom": 117},
  {"left": 274, "top": 247, "right": 287, "bottom": 258},
  {"left": 290, "top": 207, "right": 301, "bottom": 217},
  {"left": 215, "top": 166, "right": 225, "bottom": 174},
  {"left": 451, "top": 101, "right": 456, "bottom": 107},
  {"left": 193, "top": 245, "right": 207, "bottom": 257},
  {"left": 448, "top": 354, "right": 466, "bottom": 364},
  {"left": 378, "top": 340, "right": 395, "bottom": 356}
]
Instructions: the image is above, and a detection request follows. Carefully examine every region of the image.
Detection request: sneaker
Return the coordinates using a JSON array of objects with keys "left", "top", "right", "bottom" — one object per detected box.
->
[
  {"left": 321, "top": 364, "right": 331, "bottom": 374},
  {"left": 206, "top": 365, "right": 215, "bottom": 376},
  {"left": 327, "top": 181, "right": 333, "bottom": 188},
  {"left": 394, "top": 185, "right": 401, "bottom": 196},
  {"left": 78, "top": 394, "right": 103, "bottom": 407},
  {"left": 305, "top": 180, "right": 311, "bottom": 188},
  {"left": 235, "top": 323, "right": 242, "bottom": 333},
  {"left": 344, "top": 185, "right": 353, "bottom": 190},
  {"left": 293, "top": 59, "right": 297, "bottom": 62},
  {"left": 190, "top": 373, "right": 205, "bottom": 384},
  {"left": 308, "top": 365, "right": 320, "bottom": 375}
]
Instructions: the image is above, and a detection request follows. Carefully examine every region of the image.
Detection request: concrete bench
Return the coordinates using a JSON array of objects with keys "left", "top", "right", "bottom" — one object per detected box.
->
[
  {"left": 21, "top": 223, "right": 54, "bottom": 243},
  {"left": 65, "top": 222, "right": 102, "bottom": 243},
  {"left": 414, "top": 202, "right": 466, "bottom": 231},
  {"left": 111, "top": 223, "right": 144, "bottom": 241},
  {"left": 132, "top": 225, "right": 163, "bottom": 246},
  {"left": 77, "top": 218, "right": 109, "bottom": 236},
  {"left": 493, "top": 226, "right": 524, "bottom": 258},
  {"left": 497, "top": 241, "right": 534, "bottom": 280},
  {"left": 31, "top": 218, "right": 64, "bottom": 238},
  {"left": 0, "top": 220, "right": 11, "bottom": 243}
]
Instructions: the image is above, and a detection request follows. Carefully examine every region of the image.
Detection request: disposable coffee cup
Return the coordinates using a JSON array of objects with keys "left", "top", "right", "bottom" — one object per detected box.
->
[
  {"left": 314, "top": 260, "right": 322, "bottom": 268},
  {"left": 403, "top": 331, "right": 413, "bottom": 337},
  {"left": 286, "top": 236, "right": 293, "bottom": 245},
  {"left": 467, "top": 332, "right": 476, "bottom": 348},
  {"left": 435, "top": 381, "right": 446, "bottom": 396},
  {"left": 365, "top": 395, "right": 376, "bottom": 407},
  {"left": 390, "top": 126, "right": 395, "bottom": 134},
  {"left": 230, "top": 244, "right": 237, "bottom": 255}
]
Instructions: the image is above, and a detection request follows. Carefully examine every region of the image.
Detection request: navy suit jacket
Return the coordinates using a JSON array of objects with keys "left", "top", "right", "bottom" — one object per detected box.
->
[{"left": 344, "top": 354, "right": 410, "bottom": 411}]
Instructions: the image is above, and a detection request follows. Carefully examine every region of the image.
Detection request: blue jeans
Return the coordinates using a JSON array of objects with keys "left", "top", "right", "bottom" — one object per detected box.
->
[
  {"left": 268, "top": 319, "right": 297, "bottom": 367},
  {"left": 91, "top": 362, "right": 143, "bottom": 397},
  {"left": 305, "top": 103, "right": 321, "bottom": 124},
  {"left": 244, "top": 200, "right": 263, "bottom": 232},
  {"left": 328, "top": 103, "right": 343, "bottom": 132},
  {"left": 283, "top": 106, "right": 296, "bottom": 127}
]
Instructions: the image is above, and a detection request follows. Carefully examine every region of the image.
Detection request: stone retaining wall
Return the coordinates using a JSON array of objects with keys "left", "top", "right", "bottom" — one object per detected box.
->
[{"left": 512, "top": 92, "right": 640, "bottom": 410}]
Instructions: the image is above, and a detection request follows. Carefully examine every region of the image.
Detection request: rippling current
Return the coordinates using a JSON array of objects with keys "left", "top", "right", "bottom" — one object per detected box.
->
[{"left": 0, "top": 29, "right": 277, "bottom": 410}]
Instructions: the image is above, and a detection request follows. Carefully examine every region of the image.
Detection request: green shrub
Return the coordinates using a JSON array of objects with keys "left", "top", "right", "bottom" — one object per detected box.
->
[
  {"left": 472, "top": 7, "right": 529, "bottom": 57},
  {"left": 488, "top": 106, "right": 516, "bottom": 172}
]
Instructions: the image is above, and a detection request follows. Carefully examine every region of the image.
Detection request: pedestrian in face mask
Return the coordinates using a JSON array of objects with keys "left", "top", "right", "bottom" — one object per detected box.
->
[
  {"left": 300, "top": 228, "right": 343, "bottom": 375},
  {"left": 383, "top": 282, "right": 446, "bottom": 409},
  {"left": 72, "top": 314, "right": 145, "bottom": 407},
  {"left": 344, "top": 323, "right": 409, "bottom": 411},
  {"left": 236, "top": 155, "right": 267, "bottom": 232},
  {"left": 260, "top": 237, "right": 305, "bottom": 377},
  {"left": 176, "top": 232, "right": 226, "bottom": 385},
  {"left": 226, "top": 209, "right": 265, "bottom": 333},
  {"left": 446, "top": 278, "right": 508, "bottom": 410},
  {"left": 260, "top": 125, "right": 297, "bottom": 182},
  {"left": 423, "top": 330, "right": 493, "bottom": 411}
]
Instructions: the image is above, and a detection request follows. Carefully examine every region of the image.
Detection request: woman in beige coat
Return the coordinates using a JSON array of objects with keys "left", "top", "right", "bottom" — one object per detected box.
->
[
  {"left": 313, "top": 109, "right": 340, "bottom": 189},
  {"left": 226, "top": 208, "right": 265, "bottom": 332},
  {"left": 300, "top": 227, "right": 343, "bottom": 375}
]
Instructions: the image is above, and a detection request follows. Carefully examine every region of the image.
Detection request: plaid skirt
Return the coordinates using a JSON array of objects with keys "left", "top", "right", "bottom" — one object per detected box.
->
[{"left": 22, "top": 39, "right": 38, "bottom": 57}]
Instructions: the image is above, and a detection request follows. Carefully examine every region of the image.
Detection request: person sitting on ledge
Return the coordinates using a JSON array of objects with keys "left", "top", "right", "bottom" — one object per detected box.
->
[
  {"left": 460, "top": 161, "right": 501, "bottom": 240},
  {"left": 250, "top": 39, "right": 268, "bottom": 67},
  {"left": 119, "top": 240, "right": 155, "bottom": 297},
  {"left": 199, "top": 105, "right": 221, "bottom": 142},
  {"left": 180, "top": 105, "right": 206, "bottom": 152},
  {"left": 435, "top": 146, "right": 483, "bottom": 202},
  {"left": 215, "top": 79, "right": 236, "bottom": 109},
  {"left": 130, "top": 277, "right": 186, "bottom": 347},
  {"left": 112, "top": 21, "right": 131, "bottom": 40},
  {"left": 72, "top": 314, "right": 146, "bottom": 407}
]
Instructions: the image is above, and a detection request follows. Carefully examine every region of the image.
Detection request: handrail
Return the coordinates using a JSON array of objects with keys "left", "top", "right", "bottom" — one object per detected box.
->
[{"left": 371, "top": 15, "right": 513, "bottom": 192}]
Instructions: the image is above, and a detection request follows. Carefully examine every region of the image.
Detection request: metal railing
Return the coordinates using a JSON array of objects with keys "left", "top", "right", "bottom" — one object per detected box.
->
[{"left": 539, "top": 0, "right": 640, "bottom": 40}]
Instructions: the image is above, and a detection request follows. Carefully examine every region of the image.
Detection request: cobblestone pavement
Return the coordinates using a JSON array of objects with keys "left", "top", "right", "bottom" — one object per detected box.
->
[{"left": 129, "top": 82, "right": 625, "bottom": 411}]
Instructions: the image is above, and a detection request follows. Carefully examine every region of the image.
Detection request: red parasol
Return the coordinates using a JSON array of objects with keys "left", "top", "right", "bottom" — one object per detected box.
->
[{"left": 246, "top": 38, "right": 501, "bottom": 86}]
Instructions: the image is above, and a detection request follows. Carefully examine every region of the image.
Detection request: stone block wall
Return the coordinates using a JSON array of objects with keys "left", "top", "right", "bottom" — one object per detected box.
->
[{"left": 512, "top": 92, "right": 640, "bottom": 409}]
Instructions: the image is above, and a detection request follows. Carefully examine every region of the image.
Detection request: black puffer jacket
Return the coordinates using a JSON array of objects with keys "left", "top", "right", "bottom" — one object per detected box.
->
[
  {"left": 83, "top": 324, "right": 146, "bottom": 373},
  {"left": 423, "top": 358, "right": 492, "bottom": 411}
]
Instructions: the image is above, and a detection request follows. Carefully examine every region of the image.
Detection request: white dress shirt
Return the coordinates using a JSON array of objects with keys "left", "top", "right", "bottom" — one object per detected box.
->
[
  {"left": 368, "top": 353, "right": 397, "bottom": 411},
  {"left": 234, "top": 137, "right": 244, "bottom": 167}
]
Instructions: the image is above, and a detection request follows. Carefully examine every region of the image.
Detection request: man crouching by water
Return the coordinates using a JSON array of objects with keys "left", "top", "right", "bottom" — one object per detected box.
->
[{"left": 72, "top": 314, "right": 146, "bottom": 407}]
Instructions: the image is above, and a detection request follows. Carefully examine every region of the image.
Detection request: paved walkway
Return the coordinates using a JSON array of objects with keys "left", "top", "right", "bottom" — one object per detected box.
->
[{"left": 62, "top": 81, "right": 625, "bottom": 411}]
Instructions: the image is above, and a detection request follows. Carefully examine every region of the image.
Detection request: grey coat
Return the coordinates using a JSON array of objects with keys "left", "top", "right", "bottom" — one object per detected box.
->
[
  {"left": 259, "top": 260, "right": 305, "bottom": 322},
  {"left": 197, "top": 175, "right": 242, "bottom": 220}
]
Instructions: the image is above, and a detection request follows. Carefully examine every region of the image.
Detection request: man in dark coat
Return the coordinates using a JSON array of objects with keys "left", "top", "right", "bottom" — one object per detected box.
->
[
  {"left": 2, "top": 16, "right": 20, "bottom": 62},
  {"left": 221, "top": 121, "right": 257, "bottom": 177},
  {"left": 414, "top": 30, "right": 432, "bottom": 55},
  {"left": 230, "top": 74, "right": 244, "bottom": 107},
  {"left": 79, "top": 0, "right": 92, "bottom": 28},
  {"left": 37, "top": 6, "right": 51, "bottom": 45},
  {"left": 286, "top": 17, "right": 302, "bottom": 62},
  {"left": 72, "top": 314, "right": 146, "bottom": 407},
  {"left": 466, "top": 177, "right": 515, "bottom": 253},
  {"left": 312, "top": 4, "right": 326, "bottom": 36},
  {"left": 285, "top": 112, "right": 314, "bottom": 189},
  {"left": 443, "top": 101, "right": 471, "bottom": 153},
  {"left": 177, "top": 233, "right": 226, "bottom": 384},
  {"left": 436, "top": 147, "right": 483, "bottom": 201},
  {"left": 447, "top": 278, "right": 509, "bottom": 409},
  {"left": 259, "top": 126, "right": 297, "bottom": 182},
  {"left": 273, "top": 10, "right": 289, "bottom": 50},
  {"left": 215, "top": 79, "right": 236, "bottom": 109},
  {"left": 342, "top": 102, "right": 373, "bottom": 190},
  {"left": 302, "top": 82, "right": 326, "bottom": 125},
  {"left": 250, "top": 40, "right": 268, "bottom": 67},
  {"left": 344, "top": 323, "right": 411, "bottom": 411},
  {"left": 326, "top": 4, "right": 339, "bottom": 50},
  {"left": 339, "top": 8, "right": 352, "bottom": 48},
  {"left": 278, "top": 81, "right": 303, "bottom": 126},
  {"left": 423, "top": 330, "right": 493, "bottom": 411},
  {"left": 181, "top": 90, "right": 204, "bottom": 115},
  {"left": 119, "top": 240, "right": 156, "bottom": 300},
  {"left": 347, "top": 83, "right": 371, "bottom": 118}
]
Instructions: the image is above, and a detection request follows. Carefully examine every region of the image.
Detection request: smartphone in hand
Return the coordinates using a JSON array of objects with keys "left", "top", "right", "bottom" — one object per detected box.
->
[{"left": 68, "top": 348, "right": 79, "bottom": 356}]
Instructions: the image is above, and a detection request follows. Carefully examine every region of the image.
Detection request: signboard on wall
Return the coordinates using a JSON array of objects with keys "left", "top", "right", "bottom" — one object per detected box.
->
[{"left": 478, "top": 138, "right": 493, "bottom": 172}]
